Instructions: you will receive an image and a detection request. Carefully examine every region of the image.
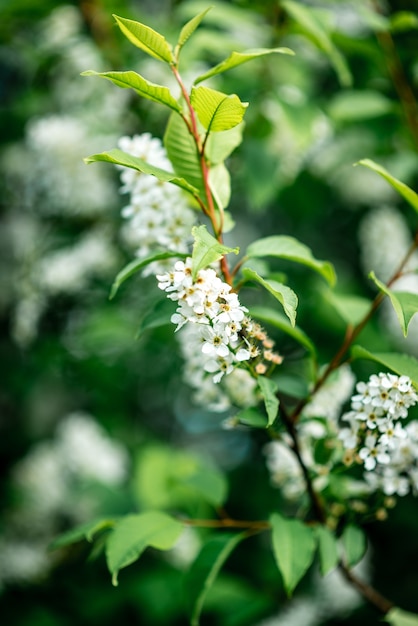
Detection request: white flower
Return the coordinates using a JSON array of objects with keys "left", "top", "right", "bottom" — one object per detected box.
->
[
  {"left": 204, "top": 355, "right": 235, "bottom": 383},
  {"left": 359, "top": 434, "right": 390, "bottom": 471},
  {"left": 201, "top": 324, "right": 230, "bottom": 358},
  {"left": 378, "top": 421, "right": 406, "bottom": 449}
]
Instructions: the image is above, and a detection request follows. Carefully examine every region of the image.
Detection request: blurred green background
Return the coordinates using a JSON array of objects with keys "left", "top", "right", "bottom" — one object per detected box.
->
[{"left": 1, "top": 0, "right": 418, "bottom": 624}]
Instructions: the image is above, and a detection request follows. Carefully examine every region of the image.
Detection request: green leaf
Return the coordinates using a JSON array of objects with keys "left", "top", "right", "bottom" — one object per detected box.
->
[
  {"left": 106, "top": 512, "right": 183, "bottom": 586},
  {"left": 182, "top": 463, "right": 227, "bottom": 508},
  {"left": 235, "top": 407, "right": 268, "bottom": 428},
  {"left": 206, "top": 123, "right": 245, "bottom": 165},
  {"left": 164, "top": 112, "right": 204, "bottom": 193},
  {"left": 191, "top": 225, "right": 239, "bottom": 279},
  {"left": 258, "top": 376, "right": 279, "bottom": 427},
  {"left": 327, "top": 90, "right": 395, "bottom": 122},
  {"left": 356, "top": 159, "right": 418, "bottom": 214},
  {"left": 250, "top": 305, "right": 316, "bottom": 355},
  {"left": 341, "top": 524, "right": 367, "bottom": 568},
  {"left": 185, "top": 533, "right": 247, "bottom": 626},
  {"left": 113, "top": 14, "right": 173, "bottom": 63},
  {"left": 136, "top": 298, "right": 176, "bottom": 337},
  {"left": 323, "top": 289, "right": 372, "bottom": 327},
  {"left": 275, "top": 375, "right": 309, "bottom": 400},
  {"left": 81, "top": 70, "right": 181, "bottom": 112},
  {"left": 50, "top": 518, "right": 116, "bottom": 550},
  {"left": 246, "top": 235, "right": 336, "bottom": 286},
  {"left": 369, "top": 271, "right": 418, "bottom": 337},
  {"left": 390, "top": 12, "right": 418, "bottom": 34},
  {"left": 176, "top": 7, "right": 212, "bottom": 56},
  {"left": 209, "top": 162, "right": 231, "bottom": 210},
  {"left": 384, "top": 607, "right": 418, "bottom": 626},
  {"left": 281, "top": 0, "right": 352, "bottom": 86},
  {"left": 84, "top": 148, "right": 199, "bottom": 196},
  {"left": 110, "top": 251, "right": 187, "bottom": 300},
  {"left": 133, "top": 444, "right": 227, "bottom": 511},
  {"left": 194, "top": 47, "right": 294, "bottom": 84},
  {"left": 351, "top": 346, "right": 418, "bottom": 388},
  {"left": 270, "top": 513, "right": 316, "bottom": 596},
  {"left": 242, "top": 268, "right": 298, "bottom": 327},
  {"left": 190, "top": 86, "right": 248, "bottom": 133},
  {"left": 315, "top": 525, "right": 339, "bottom": 576}
]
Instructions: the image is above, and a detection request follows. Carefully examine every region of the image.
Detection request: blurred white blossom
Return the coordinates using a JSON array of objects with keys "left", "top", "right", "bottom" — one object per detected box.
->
[
  {"left": 55, "top": 412, "right": 129, "bottom": 485},
  {"left": 2, "top": 412, "right": 129, "bottom": 587},
  {"left": 25, "top": 115, "right": 118, "bottom": 217},
  {"left": 358, "top": 205, "right": 418, "bottom": 356},
  {"left": 38, "top": 227, "right": 118, "bottom": 295},
  {"left": 304, "top": 364, "right": 356, "bottom": 421}
]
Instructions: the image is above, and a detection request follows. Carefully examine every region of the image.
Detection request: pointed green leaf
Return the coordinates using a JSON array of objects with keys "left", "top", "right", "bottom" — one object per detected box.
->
[
  {"left": 242, "top": 268, "right": 298, "bottom": 327},
  {"left": 315, "top": 525, "right": 339, "bottom": 576},
  {"left": 206, "top": 123, "right": 245, "bottom": 165},
  {"left": 384, "top": 608, "right": 418, "bottom": 626},
  {"left": 194, "top": 47, "right": 294, "bottom": 84},
  {"left": 113, "top": 14, "right": 173, "bottom": 63},
  {"left": 110, "top": 251, "right": 188, "bottom": 300},
  {"left": 258, "top": 376, "right": 279, "bottom": 426},
  {"left": 270, "top": 513, "right": 316, "bottom": 596},
  {"left": 351, "top": 346, "right": 418, "bottom": 388},
  {"left": 84, "top": 148, "right": 199, "bottom": 196},
  {"left": 209, "top": 162, "right": 231, "bottom": 210},
  {"left": 164, "top": 112, "right": 204, "bottom": 193},
  {"left": 106, "top": 512, "right": 183, "bottom": 586},
  {"left": 191, "top": 225, "right": 239, "bottom": 279},
  {"left": 235, "top": 407, "right": 268, "bottom": 428},
  {"left": 282, "top": 0, "right": 352, "bottom": 86},
  {"left": 50, "top": 518, "right": 117, "bottom": 550},
  {"left": 250, "top": 305, "right": 316, "bottom": 355},
  {"left": 190, "top": 86, "right": 248, "bottom": 133},
  {"left": 246, "top": 236, "right": 336, "bottom": 286},
  {"left": 369, "top": 271, "right": 418, "bottom": 336},
  {"left": 323, "top": 289, "right": 372, "bottom": 327},
  {"left": 185, "top": 532, "right": 248, "bottom": 626},
  {"left": 176, "top": 7, "right": 212, "bottom": 55},
  {"left": 81, "top": 70, "right": 181, "bottom": 112},
  {"left": 356, "top": 159, "right": 418, "bottom": 214},
  {"left": 341, "top": 524, "right": 367, "bottom": 568}
]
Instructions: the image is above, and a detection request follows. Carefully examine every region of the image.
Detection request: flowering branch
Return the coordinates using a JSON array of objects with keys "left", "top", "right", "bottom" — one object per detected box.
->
[
  {"left": 288, "top": 231, "right": 418, "bottom": 425},
  {"left": 170, "top": 64, "right": 232, "bottom": 287}
]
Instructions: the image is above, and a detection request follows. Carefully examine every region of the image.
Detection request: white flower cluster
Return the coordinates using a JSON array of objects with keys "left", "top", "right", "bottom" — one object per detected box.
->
[
  {"left": 339, "top": 373, "right": 418, "bottom": 496},
  {"left": 117, "top": 133, "right": 197, "bottom": 276},
  {"left": 179, "top": 322, "right": 259, "bottom": 411},
  {"left": 157, "top": 258, "right": 251, "bottom": 382},
  {"left": 157, "top": 257, "right": 283, "bottom": 385}
]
